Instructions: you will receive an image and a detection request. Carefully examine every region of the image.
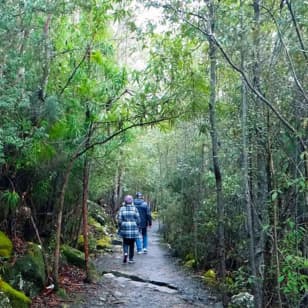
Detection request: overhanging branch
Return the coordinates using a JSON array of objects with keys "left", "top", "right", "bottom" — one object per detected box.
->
[{"left": 73, "top": 115, "right": 179, "bottom": 159}]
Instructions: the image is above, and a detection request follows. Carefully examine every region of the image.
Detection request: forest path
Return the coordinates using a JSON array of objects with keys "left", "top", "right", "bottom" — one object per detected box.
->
[{"left": 74, "top": 221, "right": 223, "bottom": 308}]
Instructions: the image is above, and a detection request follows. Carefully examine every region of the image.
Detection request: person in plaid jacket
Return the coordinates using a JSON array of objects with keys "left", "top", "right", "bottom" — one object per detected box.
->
[{"left": 117, "top": 195, "right": 140, "bottom": 263}]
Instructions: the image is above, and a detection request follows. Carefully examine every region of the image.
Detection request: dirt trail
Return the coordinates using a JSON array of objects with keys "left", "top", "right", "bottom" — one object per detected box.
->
[{"left": 75, "top": 221, "right": 223, "bottom": 307}]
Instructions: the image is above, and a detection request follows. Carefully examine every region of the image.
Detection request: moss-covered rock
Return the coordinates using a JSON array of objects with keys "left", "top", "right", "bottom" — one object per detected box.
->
[
  {"left": 0, "top": 231, "right": 13, "bottom": 258},
  {"left": 25, "top": 242, "right": 46, "bottom": 283},
  {"left": 61, "top": 244, "right": 98, "bottom": 282},
  {"left": 88, "top": 201, "right": 112, "bottom": 232},
  {"left": 96, "top": 236, "right": 111, "bottom": 250},
  {"left": 5, "top": 242, "right": 46, "bottom": 297},
  {"left": 15, "top": 243, "right": 46, "bottom": 294},
  {"left": 88, "top": 217, "right": 104, "bottom": 233},
  {"left": 92, "top": 213, "right": 105, "bottom": 226},
  {"left": 61, "top": 245, "right": 86, "bottom": 268},
  {"left": 0, "top": 279, "right": 31, "bottom": 308}
]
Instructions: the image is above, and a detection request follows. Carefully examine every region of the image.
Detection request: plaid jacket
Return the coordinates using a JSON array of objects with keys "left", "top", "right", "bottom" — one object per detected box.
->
[{"left": 117, "top": 204, "right": 140, "bottom": 239}]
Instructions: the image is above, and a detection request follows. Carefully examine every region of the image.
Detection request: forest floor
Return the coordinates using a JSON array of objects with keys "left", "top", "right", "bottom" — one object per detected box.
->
[{"left": 32, "top": 221, "right": 223, "bottom": 307}]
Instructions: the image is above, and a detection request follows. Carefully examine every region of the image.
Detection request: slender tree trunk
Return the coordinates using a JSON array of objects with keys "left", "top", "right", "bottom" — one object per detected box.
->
[
  {"left": 82, "top": 155, "right": 91, "bottom": 282},
  {"left": 53, "top": 158, "right": 75, "bottom": 289},
  {"left": 268, "top": 137, "right": 283, "bottom": 307},
  {"left": 41, "top": 14, "right": 52, "bottom": 96},
  {"left": 239, "top": 1, "right": 259, "bottom": 299},
  {"left": 250, "top": 1, "right": 267, "bottom": 306},
  {"left": 206, "top": 0, "right": 226, "bottom": 282},
  {"left": 81, "top": 103, "right": 95, "bottom": 282},
  {"left": 113, "top": 156, "right": 124, "bottom": 215},
  {"left": 241, "top": 60, "right": 258, "bottom": 308}
]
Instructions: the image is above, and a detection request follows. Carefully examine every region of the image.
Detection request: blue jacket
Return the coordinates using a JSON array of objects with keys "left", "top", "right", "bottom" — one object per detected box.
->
[
  {"left": 117, "top": 204, "right": 140, "bottom": 239},
  {"left": 134, "top": 198, "right": 152, "bottom": 228}
]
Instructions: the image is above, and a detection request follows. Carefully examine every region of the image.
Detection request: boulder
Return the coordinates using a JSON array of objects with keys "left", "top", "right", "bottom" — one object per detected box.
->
[
  {"left": 61, "top": 245, "right": 86, "bottom": 268},
  {"left": 6, "top": 242, "right": 46, "bottom": 297}
]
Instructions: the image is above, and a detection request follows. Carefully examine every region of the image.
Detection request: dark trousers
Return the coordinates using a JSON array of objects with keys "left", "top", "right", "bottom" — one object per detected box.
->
[{"left": 123, "top": 238, "right": 135, "bottom": 260}]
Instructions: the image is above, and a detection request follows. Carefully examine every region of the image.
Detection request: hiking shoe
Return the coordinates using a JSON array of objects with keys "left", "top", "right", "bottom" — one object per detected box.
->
[
  {"left": 123, "top": 253, "right": 128, "bottom": 263},
  {"left": 143, "top": 249, "right": 147, "bottom": 254},
  {"left": 128, "top": 259, "right": 135, "bottom": 264}
]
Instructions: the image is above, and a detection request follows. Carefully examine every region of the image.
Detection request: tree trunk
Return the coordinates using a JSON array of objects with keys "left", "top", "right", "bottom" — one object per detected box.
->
[
  {"left": 268, "top": 138, "right": 283, "bottom": 307},
  {"left": 206, "top": 0, "right": 226, "bottom": 282},
  {"left": 52, "top": 158, "right": 75, "bottom": 289},
  {"left": 241, "top": 59, "right": 258, "bottom": 308},
  {"left": 82, "top": 155, "right": 91, "bottom": 282},
  {"left": 41, "top": 14, "right": 52, "bottom": 97},
  {"left": 113, "top": 156, "right": 124, "bottom": 215},
  {"left": 239, "top": 1, "right": 260, "bottom": 299},
  {"left": 250, "top": 1, "right": 267, "bottom": 306}
]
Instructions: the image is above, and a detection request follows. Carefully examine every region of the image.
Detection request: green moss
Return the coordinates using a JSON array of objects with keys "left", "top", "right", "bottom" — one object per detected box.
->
[
  {"left": 0, "top": 279, "right": 31, "bottom": 307},
  {"left": 184, "top": 259, "right": 196, "bottom": 269},
  {"left": 26, "top": 243, "right": 46, "bottom": 283},
  {"left": 96, "top": 236, "right": 111, "bottom": 250},
  {"left": 151, "top": 211, "right": 159, "bottom": 220},
  {"left": 184, "top": 253, "right": 194, "bottom": 261},
  {"left": 77, "top": 235, "right": 83, "bottom": 246},
  {"left": 0, "top": 231, "right": 13, "bottom": 258},
  {"left": 61, "top": 245, "right": 85, "bottom": 268},
  {"left": 88, "top": 217, "right": 104, "bottom": 232},
  {"left": 92, "top": 213, "right": 105, "bottom": 225},
  {"left": 203, "top": 269, "right": 217, "bottom": 286},
  {"left": 77, "top": 235, "right": 97, "bottom": 252},
  {"left": 6, "top": 242, "right": 46, "bottom": 297}
]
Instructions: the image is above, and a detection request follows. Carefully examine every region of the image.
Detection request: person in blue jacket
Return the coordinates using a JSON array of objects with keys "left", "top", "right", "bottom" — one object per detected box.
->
[
  {"left": 117, "top": 195, "right": 140, "bottom": 264},
  {"left": 134, "top": 192, "right": 152, "bottom": 254}
]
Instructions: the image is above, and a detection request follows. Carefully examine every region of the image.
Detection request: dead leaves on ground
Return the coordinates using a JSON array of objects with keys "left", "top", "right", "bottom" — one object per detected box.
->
[{"left": 31, "top": 264, "right": 98, "bottom": 307}]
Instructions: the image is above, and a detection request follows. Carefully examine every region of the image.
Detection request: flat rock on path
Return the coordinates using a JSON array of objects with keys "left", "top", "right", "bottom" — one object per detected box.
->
[{"left": 74, "top": 221, "right": 222, "bottom": 308}]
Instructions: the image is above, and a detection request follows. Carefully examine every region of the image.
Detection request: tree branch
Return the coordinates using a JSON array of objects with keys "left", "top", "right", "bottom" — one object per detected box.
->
[
  {"left": 262, "top": 5, "right": 308, "bottom": 103},
  {"left": 169, "top": 8, "right": 306, "bottom": 151},
  {"left": 74, "top": 116, "right": 179, "bottom": 159},
  {"left": 285, "top": 0, "right": 308, "bottom": 62},
  {"left": 58, "top": 45, "right": 91, "bottom": 97}
]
